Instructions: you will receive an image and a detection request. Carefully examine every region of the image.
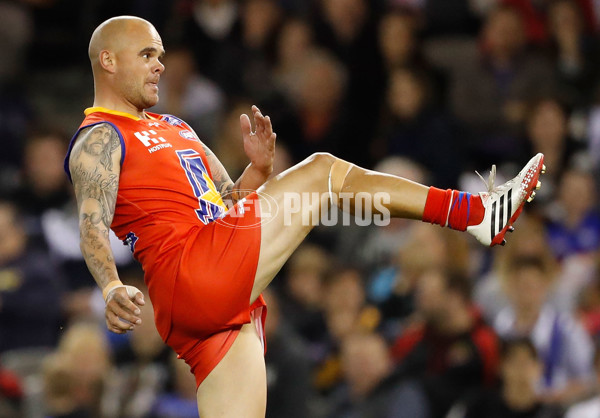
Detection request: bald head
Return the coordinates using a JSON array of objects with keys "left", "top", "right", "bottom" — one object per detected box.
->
[
  {"left": 88, "top": 16, "right": 165, "bottom": 113},
  {"left": 89, "top": 16, "right": 156, "bottom": 66}
]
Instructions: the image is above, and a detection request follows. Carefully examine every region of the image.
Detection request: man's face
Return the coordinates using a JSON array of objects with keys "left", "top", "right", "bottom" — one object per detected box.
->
[
  {"left": 83, "top": 125, "right": 112, "bottom": 156},
  {"left": 114, "top": 24, "right": 165, "bottom": 110}
]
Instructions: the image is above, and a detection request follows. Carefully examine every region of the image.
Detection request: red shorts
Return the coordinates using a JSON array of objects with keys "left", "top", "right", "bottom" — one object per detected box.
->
[{"left": 148, "top": 193, "right": 267, "bottom": 387}]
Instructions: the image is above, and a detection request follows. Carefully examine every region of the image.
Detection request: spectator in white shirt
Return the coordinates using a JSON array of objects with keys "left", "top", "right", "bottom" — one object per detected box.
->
[
  {"left": 494, "top": 256, "right": 595, "bottom": 406},
  {"left": 564, "top": 347, "right": 600, "bottom": 418}
]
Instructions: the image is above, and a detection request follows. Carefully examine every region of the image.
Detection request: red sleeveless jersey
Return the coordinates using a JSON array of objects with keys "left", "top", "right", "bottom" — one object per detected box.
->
[
  {"left": 66, "top": 108, "right": 266, "bottom": 384},
  {"left": 65, "top": 107, "right": 227, "bottom": 266}
]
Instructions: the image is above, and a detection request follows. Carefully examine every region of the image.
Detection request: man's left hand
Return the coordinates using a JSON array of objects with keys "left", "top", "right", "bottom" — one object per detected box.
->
[{"left": 240, "top": 105, "right": 276, "bottom": 176}]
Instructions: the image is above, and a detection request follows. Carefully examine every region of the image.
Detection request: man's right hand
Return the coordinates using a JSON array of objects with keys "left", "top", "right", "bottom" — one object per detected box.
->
[{"left": 105, "top": 286, "right": 145, "bottom": 333}]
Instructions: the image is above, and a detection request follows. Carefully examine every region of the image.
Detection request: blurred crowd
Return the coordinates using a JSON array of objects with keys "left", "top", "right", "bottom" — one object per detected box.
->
[{"left": 4, "top": 0, "right": 600, "bottom": 417}]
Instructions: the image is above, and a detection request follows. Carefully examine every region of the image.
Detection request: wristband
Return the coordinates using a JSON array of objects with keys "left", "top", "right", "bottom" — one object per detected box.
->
[{"left": 102, "top": 280, "right": 124, "bottom": 301}]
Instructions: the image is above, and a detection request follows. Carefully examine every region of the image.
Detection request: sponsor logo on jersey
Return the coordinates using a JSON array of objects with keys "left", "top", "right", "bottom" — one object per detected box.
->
[
  {"left": 134, "top": 130, "right": 173, "bottom": 153},
  {"left": 162, "top": 115, "right": 184, "bottom": 127},
  {"left": 148, "top": 143, "right": 173, "bottom": 153},
  {"left": 179, "top": 130, "right": 198, "bottom": 141}
]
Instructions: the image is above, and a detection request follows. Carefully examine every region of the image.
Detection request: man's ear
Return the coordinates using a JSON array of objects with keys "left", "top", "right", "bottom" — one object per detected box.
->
[{"left": 99, "top": 50, "right": 116, "bottom": 74}]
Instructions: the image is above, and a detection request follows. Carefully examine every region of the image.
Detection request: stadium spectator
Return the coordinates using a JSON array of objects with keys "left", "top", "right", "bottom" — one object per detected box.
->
[
  {"left": 375, "top": 66, "right": 463, "bottom": 188},
  {"left": 176, "top": 0, "right": 241, "bottom": 86},
  {"left": 450, "top": 4, "right": 556, "bottom": 166},
  {"left": 377, "top": 9, "right": 447, "bottom": 106},
  {"left": 45, "top": 321, "right": 112, "bottom": 417},
  {"left": 13, "top": 129, "right": 71, "bottom": 220},
  {"left": 502, "top": 0, "right": 597, "bottom": 45},
  {"left": 151, "top": 46, "right": 225, "bottom": 142},
  {"left": 283, "top": 49, "right": 354, "bottom": 163},
  {"left": 564, "top": 345, "right": 600, "bottom": 418},
  {"left": 279, "top": 243, "right": 330, "bottom": 349},
  {"left": 313, "top": 0, "right": 385, "bottom": 166},
  {"left": 205, "top": 0, "right": 283, "bottom": 100},
  {"left": 475, "top": 217, "right": 559, "bottom": 324},
  {"left": 494, "top": 256, "right": 595, "bottom": 405},
  {"left": 273, "top": 18, "right": 314, "bottom": 99},
  {"left": 544, "top": 166, "right": 600, "bottom": 260},
  {"left": 42, "top": 353, "right": 89, "bottom": 418},
  {"left": 0, "top": 1, "right": 32, "bottom": 85},
  {"left": 0, "top": 198, "right": 63, "bottom": 353},
  {"left": 330, "top": 331, "right": 423, "bottom": 418},
  {"left": 391, "top": 268, "right": 499, "bottom": 418},
  {"left": 522, "top": 98, "right": 582, "bottom": 202},
  {"left": 315, "top": 267, "right": 381, "bottom": 393},
  {"left": 547, "top": 0, "right": 600, "bottom": 107},
  {"left": 370, "top": 223, "right": 470, "bottom": 328},
  {"left": 450, "top": 338, "right": 563, "bottom": 418},
  {"left": 263, "top": 288, "right": 314, "bottom": 418},
  {"left": 377, "top": 10, "right": 420, "bottom": 71}
]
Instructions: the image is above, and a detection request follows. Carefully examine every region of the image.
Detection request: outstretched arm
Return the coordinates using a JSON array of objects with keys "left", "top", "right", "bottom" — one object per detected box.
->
[
  {"left": 204, "top": 105, "right": 276, "bottom": 205},
  {"left": 69, "top": 123, "right": 144, "bottom": 333}
]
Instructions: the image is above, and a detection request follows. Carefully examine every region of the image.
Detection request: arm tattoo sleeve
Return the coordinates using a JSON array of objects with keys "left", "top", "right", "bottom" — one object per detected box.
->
[{"left": 70, "top": 124, "right": 122, "bottom": 289}]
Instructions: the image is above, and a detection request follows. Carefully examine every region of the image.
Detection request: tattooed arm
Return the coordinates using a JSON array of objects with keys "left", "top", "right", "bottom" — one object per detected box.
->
[
  {"left": 204, "top": 105, "right": 276, "bottom": 206},
  {"left": 69, "top": 123, "right": 144, "bottom": 333}
]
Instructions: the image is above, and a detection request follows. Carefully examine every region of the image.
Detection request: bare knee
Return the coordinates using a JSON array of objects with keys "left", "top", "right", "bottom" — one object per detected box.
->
[
  {"left": 303, "top": 152, "right": 337, "bottom": 170},
  {"left": 302, "top": 152, "right": 355, "bottom": 196}
]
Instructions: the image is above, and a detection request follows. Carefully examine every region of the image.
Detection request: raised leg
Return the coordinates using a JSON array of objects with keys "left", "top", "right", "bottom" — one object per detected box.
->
[
  {"left": 251, "top": 152, "right": 429, "bottom": 301},
  {"left": 194, "top": 151, "right": 544, "bottom": 416}
]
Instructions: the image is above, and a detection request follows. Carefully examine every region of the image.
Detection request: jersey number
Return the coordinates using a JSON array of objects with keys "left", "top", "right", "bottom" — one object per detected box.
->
[{"left": 176, "top": 149, "right": 225, "bottom": 224}]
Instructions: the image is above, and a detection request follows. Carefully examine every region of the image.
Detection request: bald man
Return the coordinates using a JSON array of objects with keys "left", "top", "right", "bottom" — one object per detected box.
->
[{"left": 65, "top": 16, "right": 544, "bottom": 417}]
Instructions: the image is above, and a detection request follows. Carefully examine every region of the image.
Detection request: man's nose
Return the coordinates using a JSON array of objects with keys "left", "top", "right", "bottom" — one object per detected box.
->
[{"left": 154, "top": 60, "right": 165, "bottom": 74}]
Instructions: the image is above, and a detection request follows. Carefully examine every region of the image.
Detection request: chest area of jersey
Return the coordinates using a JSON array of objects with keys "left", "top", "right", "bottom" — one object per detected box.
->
[
  {"left": 129, "top": 118, "right": 201, "bottom": 155},
  {"left": 123, "top": 117, "right": 227, "bottom": 220}
]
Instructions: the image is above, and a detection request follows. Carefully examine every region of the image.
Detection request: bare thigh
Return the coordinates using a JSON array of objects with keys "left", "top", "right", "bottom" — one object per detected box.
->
[
  {"left": 196, "top": 322, "right": 266, "bottom": 417},
  {"left": 251, "top": 153, "right": 334, "bottom": 302}
]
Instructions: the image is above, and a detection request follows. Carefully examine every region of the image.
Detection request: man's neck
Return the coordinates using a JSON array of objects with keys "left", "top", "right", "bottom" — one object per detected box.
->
[{"left": 93, "top": 94, "right": 147, "bottom": 119}]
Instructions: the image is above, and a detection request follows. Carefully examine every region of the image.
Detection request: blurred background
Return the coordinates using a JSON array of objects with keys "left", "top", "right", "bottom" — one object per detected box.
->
[{"left": 3, "top": 0, "right": 600, "bottom": 417}]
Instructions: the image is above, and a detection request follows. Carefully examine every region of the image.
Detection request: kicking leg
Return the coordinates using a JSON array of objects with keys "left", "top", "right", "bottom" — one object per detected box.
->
[
  {"left": 251, "top": 152, "right": 545, "bottom": 301},
  {"left": 251, "top": 152, "right": 430, "bottom": 301}
]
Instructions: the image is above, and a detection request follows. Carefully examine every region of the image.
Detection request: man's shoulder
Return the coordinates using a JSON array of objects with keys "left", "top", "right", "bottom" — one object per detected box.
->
[
  {"left": 153, "top": 113, "right": 188, "bottom": 127},
  {"left": 71, "top": 122, "right": 120, "bottom": 150},
  {"left": 77, "top": 120, "right": 119, "bottom": 134}
]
